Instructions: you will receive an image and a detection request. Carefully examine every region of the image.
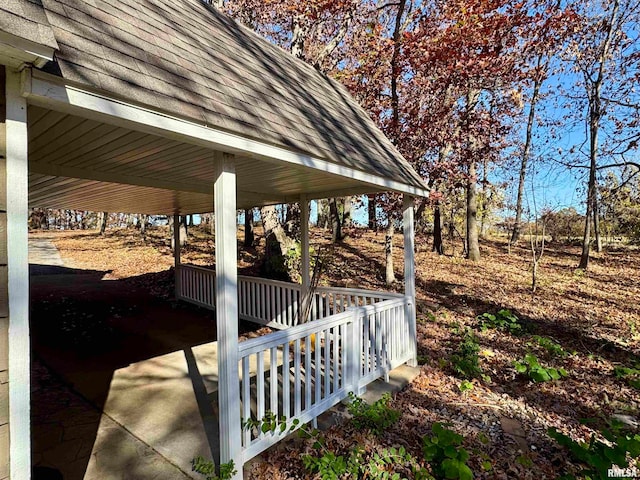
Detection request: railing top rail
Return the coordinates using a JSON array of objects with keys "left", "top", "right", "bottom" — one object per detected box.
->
[
  {"left": 357, "top": 297, "right": 407, "bottom": 316},
  {"left": 178, "top": 263, "right": 215, "bottom": 274},
  {"left": 238, "top": 310, "right": 353, "bottom": 356},
  {"left": 314, "top": 285, "right": 404, "bottom": 299},
  {"left": 179, "top": 265, "right": 401, "bottom": 299},
  {"left": 237, "top": 275, "right": 302, "bottom": 290}
]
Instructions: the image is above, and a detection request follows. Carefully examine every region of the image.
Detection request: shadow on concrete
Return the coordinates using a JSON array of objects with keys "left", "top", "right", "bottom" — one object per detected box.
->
[{"left": 30, "top": 263, "right": 259, "bottom": 480}]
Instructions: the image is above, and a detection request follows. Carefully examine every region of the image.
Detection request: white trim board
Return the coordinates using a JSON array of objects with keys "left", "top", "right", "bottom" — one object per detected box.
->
[{"left": 22, "top": 70, "right": 429, "bottom": 198}]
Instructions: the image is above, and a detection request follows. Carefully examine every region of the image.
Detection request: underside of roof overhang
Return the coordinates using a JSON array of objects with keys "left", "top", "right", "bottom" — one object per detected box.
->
[{"left": 24, "top": 71, "right": 428, "bottom": 214}]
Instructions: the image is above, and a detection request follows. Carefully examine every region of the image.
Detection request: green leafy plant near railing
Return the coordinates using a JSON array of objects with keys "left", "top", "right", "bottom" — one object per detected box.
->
[
  {"left": 528, "top": 335, "right": 570, "bottom": 358},
  {"left": 347, "top": 392, "right": 401, "bottom": 436},
  {"left": 477, "top": 309, "right": 523, "bottom": 335},
  {"left": 514, "top": 353, "right": 567, "bottom": 382},
  {"left": 242, "top": 411, "right": 301, "bottom": 436},
  {"left": 450, "top": 329, "right": 489, "bottom": 382},
  {"left": 422, "top": 423, "right": 474, "bottom": 480},
  {"left": 191, "top": 457, "right": 236, "bottom": 480},
  {"left": 303, "top": 445, "right": 432, "bottom": 480},
  {"left": 548, "top": 420, "right": 640, "bottom": 480},
  {"left": 613, "top": 363, "right": 640, "bottom": 390}
]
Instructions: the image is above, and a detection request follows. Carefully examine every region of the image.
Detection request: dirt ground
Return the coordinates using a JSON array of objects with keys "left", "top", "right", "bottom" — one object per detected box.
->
[{"left": 33, "top": 226, "right": 640, "bottom": 479}]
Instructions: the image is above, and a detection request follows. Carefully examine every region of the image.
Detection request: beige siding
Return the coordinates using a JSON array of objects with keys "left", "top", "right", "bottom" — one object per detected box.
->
[{"left": 0, "top": 65, "right": 9, "bottom": 480}]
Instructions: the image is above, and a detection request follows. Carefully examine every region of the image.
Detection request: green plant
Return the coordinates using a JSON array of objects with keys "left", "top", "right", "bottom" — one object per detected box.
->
[
  {"left": 450, "top": 330, "right": 484, "bottom": 380},
  {"left": 477, "top": 309, "right": 523, "bottom": 334},
  {"left": 347, "top": 392, "right": 401, "bottom": 435},
  {"left": 529, "top": 335, "right": 570, "bottom": 358},
  {"left": 458, "top": 380, "right": 474, "bottom": 393},
  {"left": 548, "top": 421, "right": 640, "bottom": 479},
  {"left": 303, "top": 445, "right": 432, "bottom": 480},
  {"left": 242, "top": 411, "right": 301, "bottom": 436},
  {"left": 191, "top": 457, "right": 236, "bottom": 480},
  {"left": 613, "top": 364, "right": 640, "bottom": 390},
  {"left": 514, "top": 353, "right": 568, "bottom": 382},
  {"left": 302, "top": 450, "right": 359, "bottom": 480},
  {"left": 422, "top": 423, "right": 474, "bottom": 480}
]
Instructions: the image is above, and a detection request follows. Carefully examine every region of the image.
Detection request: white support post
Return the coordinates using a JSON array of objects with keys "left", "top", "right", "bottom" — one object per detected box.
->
[
  {"left": 173, "top": 214, "right": 181, "bottom": 300},
  {"left": 6, "top": 68, "right": 30, "bottom": 479},
  {"left": 214, "top": 153, "right": 242, "bottom": 478},
  {"left": 300, "top": 195, "right": 310, "bottom": 322},
  {"left": 403, "top": 195, "right": 417, "bottom": 367}
]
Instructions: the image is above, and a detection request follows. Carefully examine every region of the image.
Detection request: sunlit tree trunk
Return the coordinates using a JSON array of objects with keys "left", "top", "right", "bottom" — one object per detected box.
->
[
  {"left": 99, "top": 211, "right": 108, "bottom": 235},
  {"left": 466, "top": 160, "right": 481, "bottom": 261},
  {"left": 579, "top": 0, "right": 619, "bottom": 269},
  {"left": 593, "top": 191, "right": 602, "bottom": 252},
  {"left": 511, "top": 56, "right": 543, "bottom": 245},
  {"left": 244, "top": 208, "right": 254, "bottom": 247},
  {"left": 385, "top": 220, "right": 395, "bottom": 285},
  {"left": 342, "top": 197, "right": 352, "bottom": 228},
  {"left": 328, "top": 197, "right": 342, "bottom": 243},
  {"left": 367, "top": 194, "right": 377, "bottom": 230}
]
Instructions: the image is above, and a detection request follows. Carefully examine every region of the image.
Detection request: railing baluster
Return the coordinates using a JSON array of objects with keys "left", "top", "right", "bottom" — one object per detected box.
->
[
  {"left": 315, "top": 331, "right": 321, "bottom": 405},
  {"left": 242, "top": 356, "right": 251, "bottom": 446},
  {"left": 305, "top": 336, "right": 311, "bottom": 410},
  {"left": 257, "top": 351, "right": 265, "bottom": 436},
  {"left": 363, "top": 312, "right": 370, "bottom": 377},
  {"left": 294, "top": 339, "right": 301, "bottom": 416},
  {"left": 282, "top": 342, "right": 290, "bottom": 420},
  {"left": 333, "top": 323, "right": 339, "bottom": 392},
  {"left": 270, "top": 346, "right": 278, "bottom": 422},
  {"left": 324, "top": 327, "right": 330, "bottom": 396}
]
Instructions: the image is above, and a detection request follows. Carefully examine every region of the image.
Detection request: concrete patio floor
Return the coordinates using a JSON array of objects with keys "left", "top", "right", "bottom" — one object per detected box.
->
[{"left": 29, "top": 237, "right": 231, "bottom": 479}]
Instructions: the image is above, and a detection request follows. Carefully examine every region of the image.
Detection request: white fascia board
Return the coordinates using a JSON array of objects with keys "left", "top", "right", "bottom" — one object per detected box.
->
[
  {"left": 23, "top": 69, "right": 429, "bottom": 198},
  {"left": 0, "top": 31, "right": 55, "bottom": 68}
]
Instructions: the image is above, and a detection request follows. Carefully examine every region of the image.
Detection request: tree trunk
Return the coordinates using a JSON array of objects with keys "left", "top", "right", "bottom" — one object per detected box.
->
[
  {"left": 433, "top": 203, "right": 444, "bottom": 255},
  {"left": 244, "top": 208, "right": 254, "bottom": 247},
  {"left": 466, "top": 160, "right": 481, "bottom": 261},
  {"left": 139, "top": 214, "right": 148, "bottom": 235},
  {"left": 291, "top": 15, "right": 306, "bottom": 59},
  {"left": 579, "top": 166, "right": 596, "bottom": 269},
  {"left": 385, "top": 220, "right": 395, "bottom": 285},
  {"left": 261, "top": 205, "right": 296, "bottom": 280},
  {"left": 317, "top": 199, "right": 329, "bottom": 229},
  {"left": 99, "top": 212, "right": 108, "bottom": 235},
  {"left": 480, "top": 157, "right": 488, "bottom": 239},
  {"left": 342, "top": 197, "right": 352, "bottom": 229},
  {"left": 367, "top": 194, "right": 377, "bottom": 230},
  {"left": 593, "top": 190, "right": 602, "bottom": 252},
  {"left": 328, "top": 197, "right": 342, "bottom": 243},
  {"left": 511, "top": 57, "right": 543, "bottom": 245},
  {"left": 579, "top": 0, "right": 619, "bottom": 268}
]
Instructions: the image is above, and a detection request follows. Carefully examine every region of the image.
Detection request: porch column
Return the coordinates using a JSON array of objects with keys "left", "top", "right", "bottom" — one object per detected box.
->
[
  {"left": 4, "top": 68, "right": 30, "bottom": 479},
  {"left": 403, "top": 195, "right": 417, "bottom": 367},
  {"left": 300, "top": 195, "right": 310, "bottom": 321},
  {"left": 214, "top": 152, "right": 242, "bottom": 477},
  {"left": 173, "top": 214, "right": 181, "bottom": 300}
]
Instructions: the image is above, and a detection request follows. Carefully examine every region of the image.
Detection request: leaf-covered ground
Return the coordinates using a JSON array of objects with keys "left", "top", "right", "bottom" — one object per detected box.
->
[{"left": 35, "top": 226, "right": 640, "bottom": 479}]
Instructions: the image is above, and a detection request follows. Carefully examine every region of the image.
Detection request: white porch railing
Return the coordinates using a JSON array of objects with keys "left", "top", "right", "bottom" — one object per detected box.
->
[
  {"left": 238, "top": 276, "right": 301, "bottom": 329},
  {"left": 176, "top": 264, "right": 414, "bottom": 463},
  {"left": 177, "top": 264, "right": 402, "bottom": 328},
  {"left": 177, "top": 264, "right": 216, "bottom": 309},
  {"left": 237, "top": 296, "right": 411, "bottom": 462}
]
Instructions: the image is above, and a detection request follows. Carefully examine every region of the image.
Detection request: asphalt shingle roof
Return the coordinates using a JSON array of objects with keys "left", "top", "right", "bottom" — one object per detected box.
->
[
  {"left": 0, "top": 0, "right": 58, "bottom": 50},
  {"left": 5, "top": 0, "right": 426, "bottom": 191}
]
